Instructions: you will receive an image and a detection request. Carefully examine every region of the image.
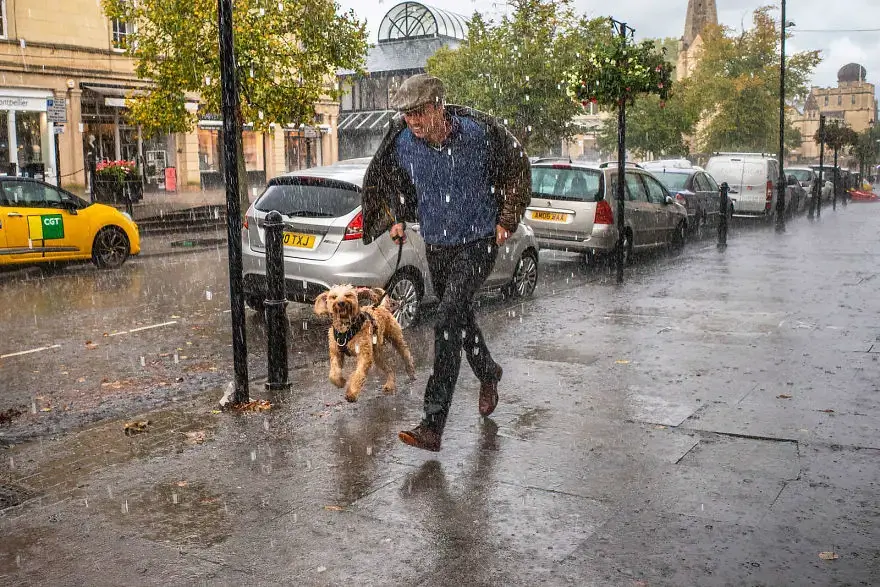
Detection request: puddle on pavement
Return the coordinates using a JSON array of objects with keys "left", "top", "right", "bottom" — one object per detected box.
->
[{"left": 131, "top": 479, "right": 231, "bottom": 547}]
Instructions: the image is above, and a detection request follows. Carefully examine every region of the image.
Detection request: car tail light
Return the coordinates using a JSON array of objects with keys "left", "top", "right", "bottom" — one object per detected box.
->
[
  {"left": 675, "top": 193, "right": 687, "bottom": 205},
  {"left": 766, "top": 180, "right": 773, "bottom": 210},
  {"left": 343, "top": 211, "right": 364, "bottom": 240},
  {"left": 243, "top": 216, "right": 249, "bottom": 230},
  {"left": 594, "top": 200, "right": 614, "bottom": 225}
]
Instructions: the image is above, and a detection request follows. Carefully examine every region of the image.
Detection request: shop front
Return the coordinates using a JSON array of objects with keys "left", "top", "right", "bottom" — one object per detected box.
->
[
  {"left": 197, "top": 120, "right": 267, "bottom": 190},
  {"left": 0, "top": 88, "right": 57, "bottom": 183},
  {"left": 285, "top": 125, "right": 323, "bottom": 171}
]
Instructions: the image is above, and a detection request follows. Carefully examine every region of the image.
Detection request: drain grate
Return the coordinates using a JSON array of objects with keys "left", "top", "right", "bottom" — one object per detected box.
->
[{"left": 0, "top": 481, "right": 38, "bottom": 510}]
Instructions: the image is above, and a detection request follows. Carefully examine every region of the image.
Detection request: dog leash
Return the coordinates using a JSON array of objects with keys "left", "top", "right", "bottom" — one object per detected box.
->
[{"left": 373, "top": 235, "right": 404, "bottom": 308}]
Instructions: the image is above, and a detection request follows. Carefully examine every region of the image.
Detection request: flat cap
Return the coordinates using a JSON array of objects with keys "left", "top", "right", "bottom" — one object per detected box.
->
[{"left": 390, "top": 74, "right": 445, "bottom": 112}]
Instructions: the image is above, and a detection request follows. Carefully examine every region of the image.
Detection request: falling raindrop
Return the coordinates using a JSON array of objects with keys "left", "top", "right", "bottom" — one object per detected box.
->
[
  {"left": 366, "top": 446, "right": 373, "bottom": 456},
  {"left": 172, "top": 492, "right": 179, "bottom": 505},
  {"left": 263, "top": 418, "right": 270, "bottom": 431},
  {"left": 278, "top": 1, "right": 283, "bottom": 10},
  {"left": 251, "top": 450, "right": 257, "bottom": 461},
  {"left": 30, "top": 400, "right": 36, "bottom": 414},
  {"left": 259, "top": 7, "right": 265, "bottom": 16},
  {"left": 372, "top": 335, "right": 378, "bottom": 345},
  {"left": 474, "top": 348, "right": 480, "bottom": 356},
  {"left": 206, "top": 290, "right": 213, "bottom": 300},
  {"left": 302, "top": 320, "right": 308, "bottom": 330},
  {"left": 121, "top": 500, "right": 129, "bottom": 514},
  {"left": 174, "top": 352, "right": 179, "bottom": 364},
  {"left": 443, "top": 330, "right": 449, "bottom": 340},
  {"left": 446, "top": 194, "right": 450, "bottom": 203}
]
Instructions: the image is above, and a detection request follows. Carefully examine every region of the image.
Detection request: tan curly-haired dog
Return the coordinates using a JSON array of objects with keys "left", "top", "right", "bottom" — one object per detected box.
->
[{"left": 314, "top": 284, "right": 416, "bottom": 402}]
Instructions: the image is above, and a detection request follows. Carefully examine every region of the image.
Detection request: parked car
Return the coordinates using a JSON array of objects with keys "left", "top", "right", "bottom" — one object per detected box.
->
[
  {"left": 705, "top": 153, "right": 781, "bottom": 219},
  {"left": 808, "top": 165, "right": 838, "bottom": 202},
  {"left": 241, "top": 158, "right": 540, "bottom": 328},
  {"left": 786, "top": 166, "right": 818, "bottom": 197},
  {"left": 641, "top": 159, "right": 723, "bottom": 238},
  {"left": 0, "top": 177, "right": 140, "bottom": 270},
  {"left": 524, "top": 161, "right": 688, "bottom": 266}
]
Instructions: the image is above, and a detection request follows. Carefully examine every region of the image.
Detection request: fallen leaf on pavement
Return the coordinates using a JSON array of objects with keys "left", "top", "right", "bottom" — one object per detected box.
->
[
  {"left": 653, "top": 425, "right": 667, "bottom": 430},
  {"left": 176, "top": 480, "right": 189, "bottom": 487},
  {"left": 323, "top": 505, "right": 345, "bottom": 511},
  {"left": 184, "top": 430, "right": 207, "bottom": 444},
  {"left": 232, "top": 400, "right": 273, "bottom": 412},
  {"left": 820, "top": 409, "right": 835, "bottom": 413},
  {"left": 40, "top": 406, "right": 52, "bottom": 412},
  {"left": 124, "top": 420, "right": 151, "bottom": 436},
  {"left": 777, "top": 394, "right": 792, "bottom": 399},
  {"left": 85, "top": 341, "right": 99, "bottom": 350},
  {"left": 210, "top": 409, "right": 222, "bottom": 414},
  {"left": 615, "top": 360, "right": 631, "bottom": 365},
  {"left": 818, "top": 551, "right": 839, "bottom": 560}
]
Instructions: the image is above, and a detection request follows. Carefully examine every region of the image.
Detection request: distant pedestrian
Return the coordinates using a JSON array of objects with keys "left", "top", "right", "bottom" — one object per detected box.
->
[{"left": 361, "top": 74, "right": 531, "bottom": 451}]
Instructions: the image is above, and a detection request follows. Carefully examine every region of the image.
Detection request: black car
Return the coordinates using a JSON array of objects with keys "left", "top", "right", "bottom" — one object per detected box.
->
[{"left": 641, "top": 161, "right": 723, "bottom": 238}]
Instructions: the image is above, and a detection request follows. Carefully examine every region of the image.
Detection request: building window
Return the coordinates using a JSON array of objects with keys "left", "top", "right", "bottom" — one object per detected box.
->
[
  {"left": 824, "top": 96, "right": 829, "bottom": 106},
  {"left": 242, "top": 131, "right": 265, "bottom": 171},
  {"left": 112, "top": 18, "right": 131, "bottom": 50},
  {"left": 837, "top": 95, "right": 842, "bottom": 106},
  {"left": 0, "top": 1, "right": 7, "bottom": 39},
  {"left": 852, "top": 94, "right": 857, "bottom": 105}
]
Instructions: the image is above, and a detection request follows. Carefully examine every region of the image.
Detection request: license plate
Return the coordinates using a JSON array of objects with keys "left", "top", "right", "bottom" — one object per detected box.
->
[
  {"left": 530, "top": 210, "right": 569, "bottom": 222},
  {"left": 282, "top": 232, "right": 316, "bottom": 249}
]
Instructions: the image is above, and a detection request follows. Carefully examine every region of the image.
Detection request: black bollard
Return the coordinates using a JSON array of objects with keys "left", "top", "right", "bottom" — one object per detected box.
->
[
  {"left": 718, "top": 182, "right": 729, "bottom": 247},
  {"left": 263, "top": 210, "right": 292, "bottom": 392}
]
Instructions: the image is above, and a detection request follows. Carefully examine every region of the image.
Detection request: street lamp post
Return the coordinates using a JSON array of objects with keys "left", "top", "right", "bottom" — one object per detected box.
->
[
  {"left": 218, "top": 0, "right": 249, "bottom": 404},
  {"left": 776, "top": 0, "right": 788, "bottom": 230},
  {"left": 610, "top": 18, "right": 634, "bottom": 285}
]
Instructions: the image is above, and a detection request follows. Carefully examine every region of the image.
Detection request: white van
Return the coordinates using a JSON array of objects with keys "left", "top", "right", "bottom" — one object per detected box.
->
[{"left": 705, "top": 153, "right": 780, "bottom": 218}]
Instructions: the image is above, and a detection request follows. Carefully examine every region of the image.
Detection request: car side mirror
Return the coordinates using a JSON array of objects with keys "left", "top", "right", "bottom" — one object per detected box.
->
[
  {"left": 665, "top": 195, "right": 674, "bottom": 205},
  {"left": 61, "top": 199, "right": 79, "bottom": 215}
]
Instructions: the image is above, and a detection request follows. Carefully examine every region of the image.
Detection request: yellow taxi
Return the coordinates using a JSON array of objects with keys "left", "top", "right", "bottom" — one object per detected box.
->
[{"left": 0, "top": 177, "right": 140, "bottom": 269}]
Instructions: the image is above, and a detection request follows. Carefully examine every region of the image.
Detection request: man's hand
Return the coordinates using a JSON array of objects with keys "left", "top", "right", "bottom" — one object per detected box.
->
[
  {"left": 390, "top": 222, "right": 406, "bottom": 244},
  {"left": 495, "top": 224, "right": 510, "bottom": 245}
]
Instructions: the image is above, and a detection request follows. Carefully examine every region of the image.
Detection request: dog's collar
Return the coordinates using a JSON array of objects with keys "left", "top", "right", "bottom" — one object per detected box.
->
[{"left": 333, "top": 312, "right": 375, "bottom": 349}]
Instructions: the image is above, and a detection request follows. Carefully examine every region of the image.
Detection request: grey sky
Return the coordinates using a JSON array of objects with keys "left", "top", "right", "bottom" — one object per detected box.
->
[{"left": 337, "top": 0, "right": 880, "bottom": 91}]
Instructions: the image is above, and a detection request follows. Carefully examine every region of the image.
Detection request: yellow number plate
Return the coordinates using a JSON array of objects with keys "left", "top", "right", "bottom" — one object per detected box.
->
[
  {"left": 531, "top": 210, "right": 569, "bottom": 222},
  {"left": 282, "top": 232, "right": 316, "bottom": 249}
]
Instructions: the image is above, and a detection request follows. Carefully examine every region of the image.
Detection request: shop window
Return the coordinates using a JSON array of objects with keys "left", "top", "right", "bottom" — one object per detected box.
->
[
  {"left": 0, "top": 1, "right": 7, "bottom": 39},
  {"left": 242, "top": 131, "right": 265, "bottom": 171},
  {"left": 16, "top": 111, "right": 43, "bottom": 169},
  {"left": 112, "top": 18, "right": 131, "bottom": 50},
  {"left": 0, "top": 111, "right": 7, "bottom": 164},
  {"left": 198, "top": 128, "right": 221, "bottom": 172}
]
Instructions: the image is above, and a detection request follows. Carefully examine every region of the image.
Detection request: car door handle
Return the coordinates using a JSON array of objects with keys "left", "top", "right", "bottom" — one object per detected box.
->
[{"left": 7, "top": 212, "right": 22, "bottom": 217}]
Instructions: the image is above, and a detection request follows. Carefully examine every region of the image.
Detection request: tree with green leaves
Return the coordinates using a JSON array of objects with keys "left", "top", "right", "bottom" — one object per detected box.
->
[
  {"left": 102, "top": 0, "right": 367, "bottom": 208},
  {"left": 688, "top": 7, "right": 821, "bottom": 153},
  {"left": 426, "top": 0, "right": 610, "bottom": 154}
]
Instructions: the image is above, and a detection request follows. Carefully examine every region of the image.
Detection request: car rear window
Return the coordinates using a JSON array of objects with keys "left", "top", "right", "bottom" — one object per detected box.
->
[
  {"left": 255, "top": 178, "right": 360, "bottom": 218},
  {"left": 652, "top": 171, "right": 690, "bottom": 191},
  {"left": 788, "top": 169, "right": 813, "bottom": 182},
  {"left": 531, "top": 167, "right": 603, "bottom": 202}
]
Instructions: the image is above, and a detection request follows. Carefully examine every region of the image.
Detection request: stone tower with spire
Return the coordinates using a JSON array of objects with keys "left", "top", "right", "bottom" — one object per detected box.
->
[{"left": 677, "top": 0, "right": 718, "bottom": 81}]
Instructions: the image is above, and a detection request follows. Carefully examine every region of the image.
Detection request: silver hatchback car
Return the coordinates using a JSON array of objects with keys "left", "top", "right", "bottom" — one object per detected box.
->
[
  {"left": 524, "top": 161, "right": 688, "bottom": 265},
  {"left": 241, "top": 158, "right": 540, "bottom": 327}
]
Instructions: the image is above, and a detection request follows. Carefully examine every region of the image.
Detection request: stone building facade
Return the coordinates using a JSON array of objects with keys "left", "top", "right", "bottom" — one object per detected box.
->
[
  {"left": 0, "top": 0, "right": 340, "bottom": 194},
  {"left": 791, "top": 63, "right": 878, "bottom": 162}
]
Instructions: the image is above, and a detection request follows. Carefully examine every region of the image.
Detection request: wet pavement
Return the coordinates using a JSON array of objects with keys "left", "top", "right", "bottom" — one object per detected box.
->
[{"left": 2, "top": 205, "right": 880, "bottom": 585}]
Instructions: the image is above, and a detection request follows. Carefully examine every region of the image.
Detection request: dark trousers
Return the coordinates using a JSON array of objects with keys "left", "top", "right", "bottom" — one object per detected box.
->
[{"left": 423, "top": 237, "right": 499, "bottom": 433}]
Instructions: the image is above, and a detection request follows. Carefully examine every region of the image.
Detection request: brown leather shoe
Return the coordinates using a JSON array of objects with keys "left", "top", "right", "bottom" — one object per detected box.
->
[
  {"left": 479, "top": 364, "right": 502, "bottom": 417},
  {"left": 398, "top": 424, "right": 442, "bottom": 452}
]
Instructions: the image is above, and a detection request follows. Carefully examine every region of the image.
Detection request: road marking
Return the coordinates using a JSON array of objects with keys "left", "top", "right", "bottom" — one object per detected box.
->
[
  {"left": 127, "top": 321, "right": 178, "bottom": 334},
  {"left": 1, "top": 344, "right": 62, "bottom": 359}
]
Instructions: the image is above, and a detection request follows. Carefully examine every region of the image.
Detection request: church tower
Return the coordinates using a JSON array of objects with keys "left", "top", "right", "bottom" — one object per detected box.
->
[{"left": 677, "top": 0, "right": 718, "bottom": 81}]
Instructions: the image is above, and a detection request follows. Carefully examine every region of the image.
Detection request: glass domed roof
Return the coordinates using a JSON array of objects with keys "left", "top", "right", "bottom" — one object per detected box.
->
[{"left": 378, "top": 2, "right": 468, "bottom": 43}]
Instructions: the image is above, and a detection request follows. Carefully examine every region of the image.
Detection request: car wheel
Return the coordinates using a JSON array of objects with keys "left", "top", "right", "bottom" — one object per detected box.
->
[
  {"left": 505, "top": 249, "right": 538, "bottom": 298},
  {"left": 92, "top": 227, "right": 130, "bottom": 269},
  {"left": 387, "top": 270, "right": 423, "bottom": 329},
  {"left": 671, "top": 221, "right": 686, "bottom": 249},
  {"left": 245, "top": 295, "right": 266, "bottom": 315}
]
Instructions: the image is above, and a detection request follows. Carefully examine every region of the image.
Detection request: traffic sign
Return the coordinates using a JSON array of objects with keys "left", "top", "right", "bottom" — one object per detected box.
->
[{"left": 47, "top": 98, "right": 67, "bottom": 123}]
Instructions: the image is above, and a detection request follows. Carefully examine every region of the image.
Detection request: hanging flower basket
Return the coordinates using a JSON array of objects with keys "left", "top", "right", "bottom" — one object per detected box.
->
[
  {"left": 93, "top": 160, "right": 143, "bottom": 204},
  {"left": 568, "top": 23, "right": 672, "bottom": 109}
]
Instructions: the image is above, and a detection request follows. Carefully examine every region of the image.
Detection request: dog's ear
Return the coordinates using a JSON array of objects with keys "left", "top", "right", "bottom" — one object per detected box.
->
[
  {"left": 314, "top": 292, "right": 330, "bottom": 315},
  {"left": 356, "top": 287, "right": 380, "bottom": 304}
]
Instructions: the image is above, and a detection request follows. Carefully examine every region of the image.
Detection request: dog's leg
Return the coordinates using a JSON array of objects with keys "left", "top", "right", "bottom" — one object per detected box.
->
[
  {"left": 328, "top": 329, "right": 346, "bottom": 389},
  {"left": 386, "top": 321, "right": 416, "bottom": 381},
  {"left": 373, "top": 347, "right": 396, "bottom": 394},
  {"left": 345, "top": 340, "right": 373, "bottom": 402}
]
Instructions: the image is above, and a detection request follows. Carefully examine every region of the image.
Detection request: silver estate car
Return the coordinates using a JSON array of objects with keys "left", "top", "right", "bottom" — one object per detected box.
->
[
  {"left": 241, "top": 158, "right": 540, "bottom": 327},
  {"left": 524, "top": 161, "right": 688, "bottom": 265}
]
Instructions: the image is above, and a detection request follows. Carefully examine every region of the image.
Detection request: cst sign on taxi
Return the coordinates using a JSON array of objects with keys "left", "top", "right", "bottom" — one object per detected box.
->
[{"left": 28, "top": 214, "right": 65, "bottom": 240}]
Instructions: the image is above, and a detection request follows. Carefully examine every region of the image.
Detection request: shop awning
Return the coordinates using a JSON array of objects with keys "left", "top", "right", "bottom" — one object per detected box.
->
[
  {"left": 338, "top": 110, "right": 396, "bottom": 132},
  {"left": 82, "top": 84, "right": 200, "bottom": 111}
]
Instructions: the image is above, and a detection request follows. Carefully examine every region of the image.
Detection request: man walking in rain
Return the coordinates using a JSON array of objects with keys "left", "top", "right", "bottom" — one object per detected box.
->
[{"left": 361, "top": 74, "right": 531, "bottom": 451}]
